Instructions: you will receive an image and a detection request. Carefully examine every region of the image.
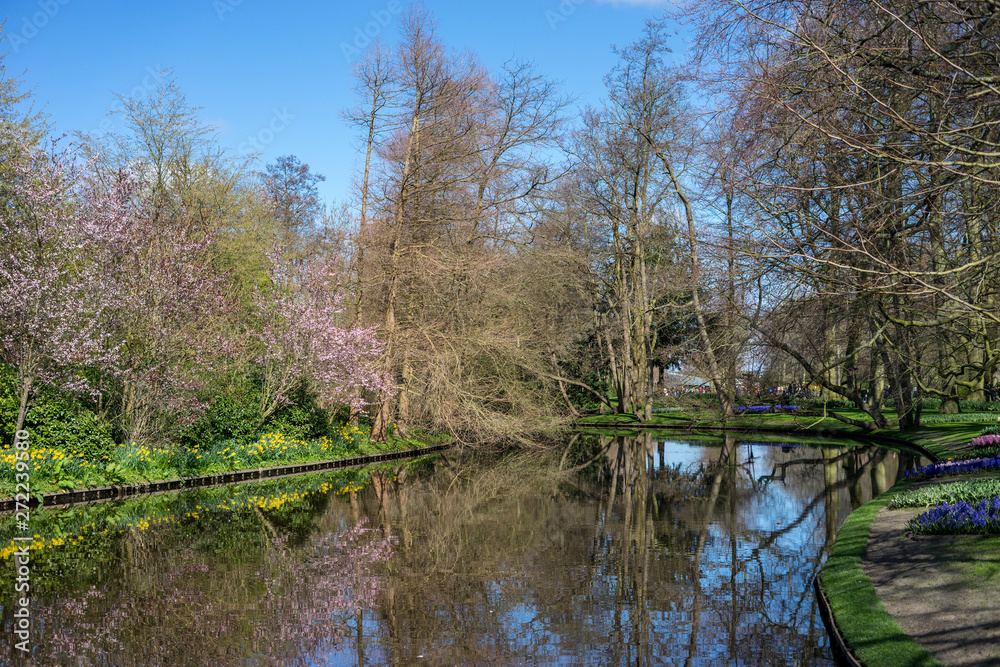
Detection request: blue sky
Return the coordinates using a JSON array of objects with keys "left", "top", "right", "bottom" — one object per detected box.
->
[{"left": 3, "top": 0, "right": 686, "bottom": 207}]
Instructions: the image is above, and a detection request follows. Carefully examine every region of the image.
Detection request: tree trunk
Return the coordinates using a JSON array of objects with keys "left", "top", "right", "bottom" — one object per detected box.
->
[{"left": 15, "top": 376, "right": 33, "bottom": 438}]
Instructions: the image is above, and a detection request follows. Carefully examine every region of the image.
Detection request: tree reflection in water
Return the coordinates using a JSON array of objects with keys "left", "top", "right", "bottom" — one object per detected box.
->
[
  {"left": 3, "top": 437, "right": 919, "bottom": 666},
  {"left": 351, "top": 435, "right": 913, "bottom": 666}
]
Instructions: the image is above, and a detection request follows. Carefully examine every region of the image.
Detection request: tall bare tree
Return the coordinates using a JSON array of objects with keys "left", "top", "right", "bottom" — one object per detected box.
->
[
  {"left": 566, "top": 21, "right": 735, "bottom": 420},
  {"left": 348, "top": 7, "right": 568, "bottom": 443},
  {"left": 261, "top": 154, "right": 326, "bottom": 255},
  {"left": 683, "top": 0, "right": 1000, "bottom": 428}
]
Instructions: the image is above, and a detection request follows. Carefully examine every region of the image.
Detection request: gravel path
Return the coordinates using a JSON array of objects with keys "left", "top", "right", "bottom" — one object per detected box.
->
[{"left": 861, "top": 505, "right": 1000, "bottom": 667}]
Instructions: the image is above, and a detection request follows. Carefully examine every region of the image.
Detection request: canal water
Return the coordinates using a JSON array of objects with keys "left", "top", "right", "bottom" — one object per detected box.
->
[{"left": 1, "top": 434, "right": 920, "bottom": 666}]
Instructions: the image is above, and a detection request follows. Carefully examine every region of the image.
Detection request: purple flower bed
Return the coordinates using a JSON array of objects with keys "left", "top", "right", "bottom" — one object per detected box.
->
[
  {"left": 969, "top": 433, "right": 1000, "bottom": 449},
  {"left": 733, "top": 405, "right": 801, "bottom": 413},
  {"left": 904, "top": 454, "right": 1000, "bottom": 480},
  {"left": 909, "top": 496, "right": 1000, "bottom": 535}
]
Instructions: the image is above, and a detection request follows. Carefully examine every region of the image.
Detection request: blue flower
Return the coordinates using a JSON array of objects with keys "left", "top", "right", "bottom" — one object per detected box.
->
[
  {"left": 909, "top": 495, "right": 1000, "bottom": 535},
  {"left": 904, "top": 454, "right": 1000, "bottom": 480}
]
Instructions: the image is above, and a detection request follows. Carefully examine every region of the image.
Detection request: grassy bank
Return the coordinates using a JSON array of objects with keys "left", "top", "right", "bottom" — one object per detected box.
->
[
  {"left": 817, "top": 479, "right": 942, "bottom": 667},
  {"left": 0, "top": 426, "right": 448, "bottom": 500},
  {"left": 575, "top": 406, "right": 873, "bottom": 433},
  {"left": 577, "top": 404, "right": 992, "bottom": 452},
  {"left": 817, "top": 418, "right": 1000, "bottom": 666}
]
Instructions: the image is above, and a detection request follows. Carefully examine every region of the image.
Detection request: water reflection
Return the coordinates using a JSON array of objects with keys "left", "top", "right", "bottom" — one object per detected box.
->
[
  {"left": 0, "top": 437, "right": 922, "bottom": 666},
  {"left": 1, "top": 469, "right": 393, "bottom": 666},
  {"left": 353, "top": 435, "right": 912, "bottom": 666}
]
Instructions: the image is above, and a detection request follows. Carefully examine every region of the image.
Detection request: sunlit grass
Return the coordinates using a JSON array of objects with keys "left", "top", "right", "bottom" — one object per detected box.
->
[{"left": 818, "top": 479, "right": 941, "bottom": 667}]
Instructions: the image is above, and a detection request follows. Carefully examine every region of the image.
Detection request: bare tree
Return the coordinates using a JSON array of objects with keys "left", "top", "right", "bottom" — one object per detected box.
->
[
  {"left": 347, "top": 7, "right": 569, "bottom": 443},
  {"left": 569, "top": 21, "right": 737, "bottom": 420},
  {"left": 261, "top": 154, "right": 326, "bottom": 254},
  {"left": 683, "top": 0, "right": 1000, "bottom": 428}
]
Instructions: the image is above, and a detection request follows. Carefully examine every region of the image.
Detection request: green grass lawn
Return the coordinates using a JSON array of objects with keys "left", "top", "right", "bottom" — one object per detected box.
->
[
  {"left": 889, "top": 423, "right": 989, "bottom": 459},
  {"left": 578, "top": 406, "right": 993, "bottom": 457},
  {"left": 817, "top": 480, "right": 942, "bottom": 667},
  {"left": 946, "top": 536, "right": 1000, "bottom": 583},
  {"left": 577, "top": 405, "right": 892, "bottom": 433}
]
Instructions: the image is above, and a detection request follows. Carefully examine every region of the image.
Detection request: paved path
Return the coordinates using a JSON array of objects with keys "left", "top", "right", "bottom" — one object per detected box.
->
[{"left": 862, "top": 504, "right": 1000, "bottom": 666}]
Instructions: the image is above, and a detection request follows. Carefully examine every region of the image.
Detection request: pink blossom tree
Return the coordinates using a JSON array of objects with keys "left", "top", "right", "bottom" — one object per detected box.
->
[
  {"left": 0, "top": 143, "right": 129, "bottom": 436},
  {"left": 92, "top": 183, "right": 240, "bottom": 444},
  {"left": 0, "top": 139, "right": 239, "bottom": 445},
  {"left": 254, "top": 251, "right": 393, "bottom": 425}
]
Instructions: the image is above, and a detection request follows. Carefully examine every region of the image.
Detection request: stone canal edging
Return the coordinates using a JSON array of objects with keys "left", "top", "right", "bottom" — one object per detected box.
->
[{"left": 0, "top": 443, "right": 452, "bottom": 512}]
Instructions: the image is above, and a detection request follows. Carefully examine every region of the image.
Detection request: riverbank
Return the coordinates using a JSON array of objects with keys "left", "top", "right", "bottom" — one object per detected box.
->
[
  {"left": 816, "top": 427, "right": 1000, "bottom": 667},
  {"left": 579, "top": 409, "right": 999, "bottom": 666},
  {"left": 0, "top": 442, "right": 451, "bottom": 512},
  {"left": 0, "top": 428, "right": 450, "bottom": 503}
]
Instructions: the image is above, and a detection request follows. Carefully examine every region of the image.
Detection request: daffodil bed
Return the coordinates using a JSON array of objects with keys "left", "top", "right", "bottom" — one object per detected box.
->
[
  {"left": 0, "top": 423, "right": 423, "bottom": 499},
  {"left": 0, "top": 460, "right": 415, "bottom": 567}
]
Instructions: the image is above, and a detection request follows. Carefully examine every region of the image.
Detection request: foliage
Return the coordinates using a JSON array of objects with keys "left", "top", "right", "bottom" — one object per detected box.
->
[
  {"left": 260, "top": 393, "right": 329, "bottom": 442},
  {"left": 701, "top": 0, "right": 1000, "bottom": 431},
  {"left": 175, "top": 380, "right": 260, "bottom": 448},
  {"left": 888, "top": 479, "right": 1000, "bottom": 510},
  {"left": 254, "top": 251, "right": 392, "bottom": 424},
  {"left": 0, "top": 146, "right": 131, "bottom": 433},
  {"left": 0, "top": 421, "right": 408, "bottom": 497},
  {"left": 962, "top": 446, "right": 1000, "bottom": 459},
  {"left": 956, "top": 401, "right": 1000, "bottom": 413},
  {"left": 909, "top": 497, "right": 1000, "bottom": 536},
  {"left": 920, "top": 413, "right": 1000, "bottom": 424},
  {"left": 0, "top": 366, "right": 113, "bottom": 457},
  {"left": 261, "top": 154, "right": 326, "bottom": 252},
  {"left": 176, "top": 375, "right": 330, "bottom": 448}
]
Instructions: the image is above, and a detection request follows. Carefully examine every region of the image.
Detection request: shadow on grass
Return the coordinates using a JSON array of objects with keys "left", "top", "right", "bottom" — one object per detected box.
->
[{"left": 818, "top": 480, "right": 942, "bottom": 667}]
